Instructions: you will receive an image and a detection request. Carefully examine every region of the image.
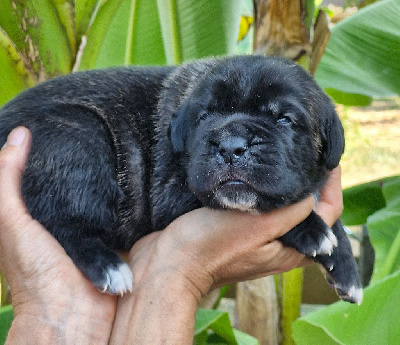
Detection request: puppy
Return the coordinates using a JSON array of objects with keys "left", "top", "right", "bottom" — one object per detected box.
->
[{"left": 0, "top": 55, "right": 362, "bottom": 304}]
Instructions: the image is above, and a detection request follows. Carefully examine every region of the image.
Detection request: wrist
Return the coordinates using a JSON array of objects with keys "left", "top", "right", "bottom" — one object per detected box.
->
[{"left": 111, "top": 270, "right": 200, "bottom": 344}]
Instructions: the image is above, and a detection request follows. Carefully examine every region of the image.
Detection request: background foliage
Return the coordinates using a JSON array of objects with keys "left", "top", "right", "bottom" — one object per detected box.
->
[{"left": 315, "top": 0, "right": 400, "bottom": 105}]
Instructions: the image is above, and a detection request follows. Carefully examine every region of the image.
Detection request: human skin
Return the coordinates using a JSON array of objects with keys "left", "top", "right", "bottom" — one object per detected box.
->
[{"left": 0, "top": 127, "right": 342, "bottom": 344}]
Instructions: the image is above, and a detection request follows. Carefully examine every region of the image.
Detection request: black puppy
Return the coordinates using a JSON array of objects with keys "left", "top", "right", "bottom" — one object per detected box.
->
[{"left": 0, "top": 55, "right": 362, "bottom": 304}]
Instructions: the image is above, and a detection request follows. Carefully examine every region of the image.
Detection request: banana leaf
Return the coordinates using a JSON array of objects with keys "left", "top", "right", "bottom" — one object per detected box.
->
[
  {"left": 292, "top": 269, "right": 400, "bottom": 345},
  {"left": 315, "top": 0, "right": 400, "bottom": 105},
  {"left": 89, "top": 0, "right": 241, "bottom": 68}
]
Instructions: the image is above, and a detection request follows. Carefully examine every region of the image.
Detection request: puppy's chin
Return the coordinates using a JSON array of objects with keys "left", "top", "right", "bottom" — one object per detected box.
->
[{"left": 212, "top": 182, "right": 259, "bottom": 214}]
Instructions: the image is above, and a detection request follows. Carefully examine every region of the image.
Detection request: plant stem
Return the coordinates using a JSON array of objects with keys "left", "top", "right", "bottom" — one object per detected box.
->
[
  {"left": 124, "top": 0, "right": 138, "bottom": 65},
  {"left": 280, "top": 267, "right": 304, "bottom": 345},
  {"left": 167, "top": 0, "right": 182, "bottom": 65}
]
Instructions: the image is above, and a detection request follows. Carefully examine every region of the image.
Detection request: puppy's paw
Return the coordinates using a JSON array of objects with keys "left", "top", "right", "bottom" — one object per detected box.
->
[
  {"left": 283, "top": 225, "right": 338, "bottom": 258},
  {"left": 279, "top": 211, "right": 338, "bottom": 258},
  {"left": 98, "top": 262, "right": 133, "bottom": 296},
  {"left": 326, "top": 275, "right": 363, "bottom": 305},
  {"left": 62, "top": 237, "right": 134, "bottom": 296},
  {"left": 311, "top": 227, "right": 338, "bottom": 257}
]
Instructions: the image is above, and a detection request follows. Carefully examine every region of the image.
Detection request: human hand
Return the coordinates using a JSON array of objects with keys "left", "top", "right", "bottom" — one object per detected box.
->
[
  {"left": 111, "top": 167, "right": 343, "bottom": 343},
  {"left": 0, "top": 126, "right": 343, "bottom": 345},
  {"left": 0, "top": 127, "right": 117, "bottom": 345}
]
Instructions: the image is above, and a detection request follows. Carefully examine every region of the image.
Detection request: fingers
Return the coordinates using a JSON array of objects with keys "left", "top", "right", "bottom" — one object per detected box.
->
[
  {"left": 169, "top": 196, "right": 315, "bottom": 251},
  {"left": 255, "top": 196, "right": 315, "bottom": 239},
  {"left": 315, "top": 166, "right": 343, "bottom": 227},
  {"left": 0, "top": 127, "right": 32, "bottom": 229}
]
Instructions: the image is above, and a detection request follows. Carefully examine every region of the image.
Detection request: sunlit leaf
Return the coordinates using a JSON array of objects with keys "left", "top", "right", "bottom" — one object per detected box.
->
[
  {"left": 86, "top": 0, "right": 242, "bottom": 68},
  {"left": 325, "top": 88, "right": 372, "bottom": 107},
  {"left": 0, "top": 28, "right": 36, "bottom": 106},
  {"left": 94, "top": 0, "right": 166, "bottom": 68},
  {"left": 315, "top": 0, "right": 400, "bottom": 103},
  {"left": 0, "top": 0, "right": 73, "bottom": 78},
  {"left": 75, "top": 0, "right": 101, "bottom": 39},
  {"left": 78, "top": 0, "right": 124, "bottom": 70},
  {"left": 158, "top": 0, "right": 241, "bottom": 65},
  {"left": 292, "top": 270, "right": 400, "bottom": 345}
]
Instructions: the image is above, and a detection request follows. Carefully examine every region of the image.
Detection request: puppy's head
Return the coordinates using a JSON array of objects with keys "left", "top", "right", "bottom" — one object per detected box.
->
[{"left": 170, "top": 56, "right": 344, "bottom": 212}]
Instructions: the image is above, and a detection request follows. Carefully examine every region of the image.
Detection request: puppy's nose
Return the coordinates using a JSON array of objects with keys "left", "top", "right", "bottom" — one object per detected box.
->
[{"left": 218, "top": 137, "right": 248, "bottom": 164}]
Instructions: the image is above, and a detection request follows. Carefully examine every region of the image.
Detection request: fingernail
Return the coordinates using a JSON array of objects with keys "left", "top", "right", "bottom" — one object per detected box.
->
[{"left": 6, "top": 127, "right": 26, "bottom": 147}]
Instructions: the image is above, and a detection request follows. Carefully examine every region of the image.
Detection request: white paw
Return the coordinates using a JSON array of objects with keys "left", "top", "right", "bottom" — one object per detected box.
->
[{"left": 101, "top": 262, "right": 133, "bottom": 296}]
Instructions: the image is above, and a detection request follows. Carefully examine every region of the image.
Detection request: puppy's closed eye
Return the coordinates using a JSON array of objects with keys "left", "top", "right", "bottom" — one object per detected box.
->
[{"left": 276, "top": 114, "right": 293, "bottom": 125}]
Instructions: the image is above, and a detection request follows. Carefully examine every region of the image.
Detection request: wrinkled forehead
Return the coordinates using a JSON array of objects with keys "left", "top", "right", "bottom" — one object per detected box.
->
[{"left": 192, "top": 66, "right": 306, "bottom": 115}]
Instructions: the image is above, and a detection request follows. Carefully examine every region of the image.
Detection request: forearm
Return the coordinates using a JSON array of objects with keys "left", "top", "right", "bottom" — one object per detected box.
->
[{"left": 110, "top": 272, "right": 200, "bottom": 344}]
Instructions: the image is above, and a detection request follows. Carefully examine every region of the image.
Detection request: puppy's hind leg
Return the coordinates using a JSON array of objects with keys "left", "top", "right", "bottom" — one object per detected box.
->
[
  {"left": 58, "top": 232, "right": 133, "bottom": 296},
  {"left": 280, "top": 214, "right": 363, "bottom": 304}
]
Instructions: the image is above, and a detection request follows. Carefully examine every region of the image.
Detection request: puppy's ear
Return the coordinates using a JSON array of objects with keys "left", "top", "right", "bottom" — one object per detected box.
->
[
  {"left": 320, "top": 102, "right": 345, "bottom": 170},
  {"left": 169, "top": 109, "right": 187, "bottom": 153}
]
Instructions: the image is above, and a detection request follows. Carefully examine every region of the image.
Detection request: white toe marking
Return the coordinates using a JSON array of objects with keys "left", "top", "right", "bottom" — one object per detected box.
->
[
  {"left": 103, "top": 262, "right": 133, "bottom": 295},
  {"left": 327, "top": 229, "right": 338, "bottom": 247},
  {"left": 318, "top": 236, "right": 334, "bottom": 255},
  {"left": 348, "top": 285, "right": 364, "bottom": 305}
]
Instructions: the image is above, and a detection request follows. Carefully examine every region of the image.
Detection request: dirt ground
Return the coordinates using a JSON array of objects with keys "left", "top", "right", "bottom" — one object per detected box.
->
[{"left": 339, "top": 97, "right": 400, "bottom": 188}]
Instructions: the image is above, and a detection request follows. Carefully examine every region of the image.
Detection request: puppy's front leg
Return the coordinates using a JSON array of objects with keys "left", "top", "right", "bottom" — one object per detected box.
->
[
  {"left": 317, "top": 220, "right": 363, "bottom": 304},
  {"left": 279, "top": 210, "right": 338, "bottom": 257},
  {"left": 279, "top": 212, "right": 363, "bottom": 304}
]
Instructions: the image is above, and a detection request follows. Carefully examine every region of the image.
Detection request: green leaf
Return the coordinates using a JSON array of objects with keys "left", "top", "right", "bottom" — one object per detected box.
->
[
  {"left": 0, "top": 305, "right": 13, "bottom": 345},
  {"left": 0, "top": 0, "right": 74, "bottom": 77},
  {"left": 292, "top": 270, "right": 400, "bottom": 345},
  {"left": 342, "top": 176, "right": 400, "bottom": 282},
  {"left": 78, "top": 0, "right": 124, "bottom": 69},
  {"left": 0, "top": 28, "right": 36, "bottom": 106},
  {"left": 158, "top": 0, "right": 241, "bottom": 65},
  {"left": 315, "top": 0, "right": 400, "bottom": 100},
  {"left": 233, "top": 329, "right": 259, "bottom": 345},
  {"left": 75, "top": 0, "right": 102, "bottom": 39},
  {"left": 367, "top": 177, "right": 400, "bottom": 282},
  {"left": 94, "top": 0, "right": 166, "bottom": 68},
  {"left": 194, "top": 308, "right": 259, "bottom": 344},
  {"left": 342, "top": 180, "right": 386, "bottom": 226},
  {"left": 194, "top": 308, "right": 237, "bottom": 343},
  {"left": 325, "top": 88, "right": 372, "bottom": 107},
  {"left": 89, "top": 0, "right": 242, "bottom": 68}
]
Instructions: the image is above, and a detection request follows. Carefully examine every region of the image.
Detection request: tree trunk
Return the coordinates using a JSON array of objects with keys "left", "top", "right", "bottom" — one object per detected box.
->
[
  {"left": 253, "top": 0, "right": 310, "bottom": 60},
  {"left": 237, "top": 278, "right": 280, "bottom": 345}
]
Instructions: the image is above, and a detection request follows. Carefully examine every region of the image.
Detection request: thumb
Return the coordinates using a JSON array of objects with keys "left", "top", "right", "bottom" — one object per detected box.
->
[{"left": 0, "top": 127, "right": 32, "bottom": 228}]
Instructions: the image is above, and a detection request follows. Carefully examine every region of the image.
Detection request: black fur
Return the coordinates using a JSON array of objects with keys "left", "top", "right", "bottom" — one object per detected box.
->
[{"left": 0, "top": 55, "right": 361, "bottom": 302}]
